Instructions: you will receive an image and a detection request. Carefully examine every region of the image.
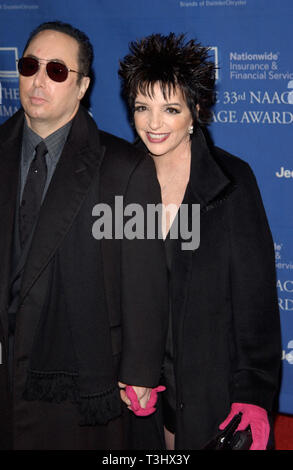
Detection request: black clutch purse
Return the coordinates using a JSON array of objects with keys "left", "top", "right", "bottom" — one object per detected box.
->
[{"left": 203, "top": 412, "right": 252, "bottom": 450}]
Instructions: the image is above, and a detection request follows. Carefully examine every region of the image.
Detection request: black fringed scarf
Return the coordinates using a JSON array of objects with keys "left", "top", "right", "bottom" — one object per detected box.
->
[{"left": 22, "top": 194, "right": 122, "bottom": 425}]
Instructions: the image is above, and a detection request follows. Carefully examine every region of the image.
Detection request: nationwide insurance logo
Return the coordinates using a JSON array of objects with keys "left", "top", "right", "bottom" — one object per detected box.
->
[
  {"left": 211, "top": 46, "right": 293, "bottom": 125},
  {"left": 0, "top": 47, "right": 20, "bottom": 120}
]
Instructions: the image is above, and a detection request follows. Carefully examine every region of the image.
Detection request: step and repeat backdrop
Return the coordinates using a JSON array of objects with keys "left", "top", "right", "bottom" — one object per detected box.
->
[{"left": 0, "top": 0, "right": 293, "bottom": 414}]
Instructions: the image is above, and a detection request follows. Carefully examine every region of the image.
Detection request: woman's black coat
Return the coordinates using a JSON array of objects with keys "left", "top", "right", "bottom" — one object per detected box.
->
[{"left": 166, "top": 127, "right": 281, "bottom": 449}]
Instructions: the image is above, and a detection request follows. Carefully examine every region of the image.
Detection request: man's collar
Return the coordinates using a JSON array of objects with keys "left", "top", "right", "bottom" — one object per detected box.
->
[{"left": 23, "top": 117, "right": 73, "bottom": 163}]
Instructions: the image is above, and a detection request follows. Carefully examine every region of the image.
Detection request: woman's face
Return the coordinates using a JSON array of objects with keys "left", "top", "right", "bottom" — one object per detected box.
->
[{"left": 134, "top": 82, "right": 193, "bottom": 159}]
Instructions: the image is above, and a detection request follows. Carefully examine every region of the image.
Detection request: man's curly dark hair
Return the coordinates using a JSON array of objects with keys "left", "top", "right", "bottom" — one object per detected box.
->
[{"left": 119, "top": 33, "right": 217, "bottom": 124}]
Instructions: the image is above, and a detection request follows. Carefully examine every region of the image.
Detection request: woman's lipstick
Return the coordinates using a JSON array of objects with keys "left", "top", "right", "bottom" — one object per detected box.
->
[{"left": 146, "top": 132, "right": 170, "bottom": 143}]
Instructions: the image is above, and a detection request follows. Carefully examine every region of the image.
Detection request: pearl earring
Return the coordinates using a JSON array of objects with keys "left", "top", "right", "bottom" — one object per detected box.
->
[{"left": 188, "top": 125, "right": 194, "bottom": 135}]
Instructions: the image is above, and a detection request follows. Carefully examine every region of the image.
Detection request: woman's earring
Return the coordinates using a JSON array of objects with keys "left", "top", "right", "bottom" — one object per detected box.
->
[{"left": 188, "top": 125, "right": 194, "bottom": 135}]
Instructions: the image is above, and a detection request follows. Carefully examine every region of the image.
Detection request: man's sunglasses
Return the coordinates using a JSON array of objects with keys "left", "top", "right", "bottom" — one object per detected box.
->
[{"left": 17, "top": 57, "right": 85, "bottom": 83}]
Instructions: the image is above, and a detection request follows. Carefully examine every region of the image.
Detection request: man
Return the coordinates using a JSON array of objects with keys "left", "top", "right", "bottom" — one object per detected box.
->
[{"left": 0, "top": 21, "right": 168, "bottom": 450}]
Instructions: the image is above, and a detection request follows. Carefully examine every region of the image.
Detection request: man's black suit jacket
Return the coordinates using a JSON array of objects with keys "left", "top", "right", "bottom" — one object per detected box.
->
[{"left": 0, "top": 106, "right": 168, "bottom": 449}]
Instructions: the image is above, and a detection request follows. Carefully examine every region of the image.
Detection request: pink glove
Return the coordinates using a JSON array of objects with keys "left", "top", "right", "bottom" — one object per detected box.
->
[
  {"left": 126, "top": 385, "right": 166, "bottom": 416},
  {"left": 219, "top": 402, "right": 270, "bottom": 450}
]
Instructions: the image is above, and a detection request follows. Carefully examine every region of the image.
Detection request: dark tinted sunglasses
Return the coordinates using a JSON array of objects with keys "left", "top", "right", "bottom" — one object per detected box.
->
[{"left": 18, "top": 57, "right": 85, "bottom": 83}]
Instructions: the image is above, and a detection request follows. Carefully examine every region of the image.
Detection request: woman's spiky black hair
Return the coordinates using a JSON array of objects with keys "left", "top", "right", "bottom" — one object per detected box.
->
[{"left": 119, "top": 33, "right": 217, "bottom": 124}]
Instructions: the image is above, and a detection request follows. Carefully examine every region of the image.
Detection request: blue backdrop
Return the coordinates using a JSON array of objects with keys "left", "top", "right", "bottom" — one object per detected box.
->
[{"left": 1, "top": 0, "right": 293, "bottom": 414}]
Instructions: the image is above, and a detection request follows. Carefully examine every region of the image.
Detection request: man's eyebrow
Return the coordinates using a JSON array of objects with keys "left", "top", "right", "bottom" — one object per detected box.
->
[{"left": 25, "top": 53, "right": 66, "bottom": 65}]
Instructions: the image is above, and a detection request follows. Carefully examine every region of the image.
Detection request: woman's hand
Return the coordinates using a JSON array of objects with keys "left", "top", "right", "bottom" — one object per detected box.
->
[
  {"left": 118, "top": 382, "right": 165, "bottom": 416},
  {"left": 219, "top": 402, "right": 270, "bottom": 450}
]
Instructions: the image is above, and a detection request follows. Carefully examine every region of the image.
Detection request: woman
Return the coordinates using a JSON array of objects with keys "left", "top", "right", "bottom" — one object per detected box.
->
[{"left": 119, "top": 33, "right": 281, "bottom": 450}]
